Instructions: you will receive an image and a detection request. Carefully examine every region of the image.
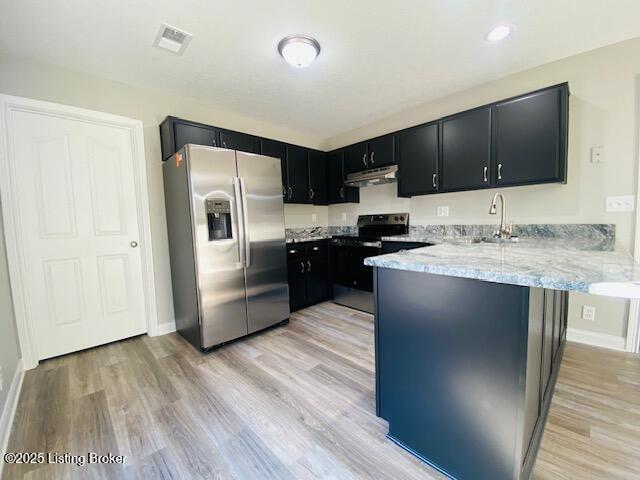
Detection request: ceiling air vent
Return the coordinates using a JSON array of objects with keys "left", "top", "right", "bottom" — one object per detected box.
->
[{"left": 154, "top": 23, "right": 192, "bottom": 55}]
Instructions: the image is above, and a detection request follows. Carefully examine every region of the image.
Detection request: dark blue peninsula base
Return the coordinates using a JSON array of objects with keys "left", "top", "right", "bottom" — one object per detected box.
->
[{"left": 373, "top": 267, "right": 567, "bottom": 480}]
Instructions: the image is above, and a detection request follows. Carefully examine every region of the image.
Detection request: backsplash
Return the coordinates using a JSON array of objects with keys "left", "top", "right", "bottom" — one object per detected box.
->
[{"left": 285, "top": 224, "right": 615, "bottom": 243}]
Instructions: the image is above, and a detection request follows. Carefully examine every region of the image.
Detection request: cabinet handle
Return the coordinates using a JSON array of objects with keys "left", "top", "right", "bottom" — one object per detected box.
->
[
  {"left": 307, "top": 260, "right": 312, "bottom": 272},
  {"left": 223, "top": 141, "right": 227, "bottom": 148},
  {"left": 283, "top": 186, "right": 286, "bottom": 197},
  {"left": 432, "top": 173, "right": 437, "bottom": 188},
  {"left": 498, "top": 163, "right": 502, "bottom": 180},
  {"left": 213, "top": 140, "right": 217, "bottom": 147},
  {"left": 483, "top": 166, "right": 488, "bottom": 182},
  {"left": 300, "top": 261, "right": 305, "bottom": 273},
  {"left": 310, "top": 188, "right": 314, "bottom": 199},
  {"left": 370, "top": 151, "right": 375, "bottom": 164},
  {"left": 289, "top": 249, "right": 297, "bottom": 254},
  {"left": 288, "top": 186, "right": 292, "bottom": 199},
  {"left": 362, "top": 153, "right": 367, "bottom": 167},
  {"left": 312, "top": 246, "right": 319, "bottom": 251},
  {"left": 340, "top": 187, "right": 345, "bottom": 199}
]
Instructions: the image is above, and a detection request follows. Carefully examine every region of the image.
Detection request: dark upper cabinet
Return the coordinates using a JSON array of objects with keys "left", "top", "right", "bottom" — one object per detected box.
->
[
  {"left": 327, "top": 150, "right": 359, "bottom": 204},
  {"left": 367, "top": 134, "right": 395, "bottom": 168},
  {"left": 286, "top": 145, "right": 309, "bottom": 203},
  {"left": 344, "top": 142, "right": 368, "bottom": 174},
  {"left": 219, "top": 130, "right": 260, "bottom": 154},
  {"left": 160, "top": 117, "right": 220, "bottom": 160},
  {"left": 397, "top": 122, "right": 439, "bottom": 197},
  {"left": 308, "top": 150, "right": 328, "bottom": 205},
  {"left": 440, "top": 107, "right": 492, "bottom": 192},
  {"left": 261, "top": 138, "right": 287, "bottom": 198},
  {"left": 494, "top": 85, "right": 568, "bottom": 186}
]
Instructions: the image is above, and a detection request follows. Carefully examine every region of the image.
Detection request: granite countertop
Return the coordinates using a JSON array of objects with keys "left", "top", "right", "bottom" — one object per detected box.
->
[
  {"left": 364, "top": 238, "right": 640, "bottom": 299},
  {"left": 286, "top": 236, "right": 331, "bottom": 244}
]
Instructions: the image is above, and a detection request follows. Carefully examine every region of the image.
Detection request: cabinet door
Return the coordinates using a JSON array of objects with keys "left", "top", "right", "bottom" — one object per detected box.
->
[
  {"left": 344, "top": 142, "right": 368, "bottom": 174},
  {"left": 367, "top": 134, "right": 395, "bottom": 168},
  {"left": 494, "top": 86, "right": 568, "bottom": 186},
  {"left": 261, "top": 139, "right": 287, "bottom": 198},
  {"left": 440, "top": 108, "right": 491, "bottom": 191},
  {"left": 327, "top": 150, "right": 359, "bottom": 204},
  {"left": 541, "top": 290, "right": 555, "bottom": 397},
  {"left": 286, "top": 145, "right": 310, "bottom": 203},
  {"left": 306, "top": 256, "right": 330, "bottom": 306},
  {"left": 308, "top": 150, "right": 328, "bottom": 205},
  {"left": 173, "top": 122, "right": 219, "bottom": 155},
  {"left": 287, "top": 259, "right": 307, "bottom": 312},
  {"left": 219, "top": 130, "right": 260, "bottom": 153},
  {"left": 397, "top": 123, "right": 439, "bottom": 197},
  {"left": 553, "top": 289, "right": 563, "bottom": 360}
]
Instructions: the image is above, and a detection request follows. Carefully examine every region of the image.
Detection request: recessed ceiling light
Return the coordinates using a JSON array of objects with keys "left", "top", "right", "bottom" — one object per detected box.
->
[
  {"left": 485, "top": 24, "right": 512, "bottom": 42},
  {"left": 278, "top": 35, "right": 321, "bottom": 68}
]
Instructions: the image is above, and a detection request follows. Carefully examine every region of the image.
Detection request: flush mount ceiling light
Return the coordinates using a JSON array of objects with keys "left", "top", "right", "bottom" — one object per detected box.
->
[
  {"left": 278, "top": 35, "right": 321, "bottom": 68},
  {"left": 485, "top": 24, "right": 512, "bottom": 42}
]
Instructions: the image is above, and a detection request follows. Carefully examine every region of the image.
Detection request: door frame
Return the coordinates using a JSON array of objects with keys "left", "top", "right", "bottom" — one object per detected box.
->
[
  {"left": 0, "top": 94, "right": 158, "bottom": 369},
  {"left": 629, "top": 77, "right": 640, "bottom": 354}
]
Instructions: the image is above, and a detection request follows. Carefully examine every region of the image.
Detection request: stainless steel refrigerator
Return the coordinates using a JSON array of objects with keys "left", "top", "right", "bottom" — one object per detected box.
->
[{"left": 163, "top": 144, "right": 290, "bottom": 350}]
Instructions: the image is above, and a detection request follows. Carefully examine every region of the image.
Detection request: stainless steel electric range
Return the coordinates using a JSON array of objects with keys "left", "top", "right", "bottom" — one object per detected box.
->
[{"left": 330, "top": 213, "right": 409, "bottom": 313}]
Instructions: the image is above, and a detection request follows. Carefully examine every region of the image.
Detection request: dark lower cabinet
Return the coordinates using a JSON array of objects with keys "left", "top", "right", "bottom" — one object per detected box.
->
[
  {"left": 440, "top": 107, "right": 491, "bottom": 191},
  {"left": 286, "top": 145, "right": 309, "bottom": 203},
  {"left": 308, "top": 150, "right": 328, "bottom": 205},
  {"left": 396, "top": 122, "right": 439, "bottom": 197},
  {"left": 494, "top": 85, "right": 568, "bottom": 186},
  {"left": 327, "top": 150, "right": 359, "bottom": 204},
  {"left": 375, "top": 268, "right": 568, "bottom": 480},
  {"left": 287, "top": 241, "right": 330, "bottom": 312},
  {"left": 219, "top": 130, "right": 260, "bottom": 154}
]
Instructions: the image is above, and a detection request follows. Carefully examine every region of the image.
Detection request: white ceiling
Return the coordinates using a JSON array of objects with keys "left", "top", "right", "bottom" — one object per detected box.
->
[{"left": 1, "top": 0, "right": 639, "bottom": 141}]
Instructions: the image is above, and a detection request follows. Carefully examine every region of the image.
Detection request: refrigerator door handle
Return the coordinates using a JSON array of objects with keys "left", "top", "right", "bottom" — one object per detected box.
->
[
  {"left": 232, "top": 177, "right": 245, "bottom": 267},
  {"left": 239, "top": 177, "right": 251, "bottom": 268}
]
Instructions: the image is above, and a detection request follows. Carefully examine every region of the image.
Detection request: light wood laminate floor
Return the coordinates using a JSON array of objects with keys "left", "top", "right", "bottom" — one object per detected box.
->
[{"left": 3, "top": 302, "right": 640, "bottom": 479}]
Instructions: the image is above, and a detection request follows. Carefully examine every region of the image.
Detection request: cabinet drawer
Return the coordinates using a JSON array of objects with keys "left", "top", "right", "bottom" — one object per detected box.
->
[
  {"left": 286, "top": 245, "right": 304, "bottom": 259},
  {"left": 305, "top": 241, "right": 328, "bottom": 258}
]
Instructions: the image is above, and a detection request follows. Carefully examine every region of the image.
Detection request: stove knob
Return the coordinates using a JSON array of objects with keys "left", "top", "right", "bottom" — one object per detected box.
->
[
  {"left": 400, "top": 216, "right": 405, "bottom": 221},
  {"left": 394, "top": 216, "right": 399, "bottom": 221}
]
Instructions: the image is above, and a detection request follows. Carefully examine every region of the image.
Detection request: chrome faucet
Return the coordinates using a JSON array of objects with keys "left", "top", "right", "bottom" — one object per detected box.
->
[{"left": 488, "top": 192, "right": 512, "bottom": 239}]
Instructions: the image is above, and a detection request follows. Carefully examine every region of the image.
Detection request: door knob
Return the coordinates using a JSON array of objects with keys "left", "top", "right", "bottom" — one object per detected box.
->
[{"left": 130, "top": 241, "right": 138, "bottom": 248}]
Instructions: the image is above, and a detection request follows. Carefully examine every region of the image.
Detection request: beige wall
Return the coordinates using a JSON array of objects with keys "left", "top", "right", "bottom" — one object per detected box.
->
[
  {"left": 0, "top": 52, "right": 326, "bottom": 330},
  {"left": 322, "top": 38, "right": 640, "bottom": 339},
  {"left": 1, "top": 38, "right": 638, "bottom": 339},
  {"left": 0, "top": 200, "right": 20, "bottom": 419}
]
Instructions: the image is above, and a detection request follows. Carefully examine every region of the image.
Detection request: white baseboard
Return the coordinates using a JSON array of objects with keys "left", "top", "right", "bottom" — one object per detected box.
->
[
  {"left": 149, "top": 321, "right": 176, "bottom": 337},
  {"left": 0, "top": 359, "right": 24, "bottom": 478},
  {"left": 567, "top": 327, "right": 626, "bottom": 351}
]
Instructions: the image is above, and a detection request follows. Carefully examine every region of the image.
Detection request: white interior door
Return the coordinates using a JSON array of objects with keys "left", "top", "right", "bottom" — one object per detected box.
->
[{"left": 10, "top": 109, "right": 147, "bottom": 360}]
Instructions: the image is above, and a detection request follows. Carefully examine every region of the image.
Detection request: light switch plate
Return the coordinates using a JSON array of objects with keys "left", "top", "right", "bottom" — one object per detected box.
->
[
  {"left": 437, "top": 206, "right": 449, "bottom": 217},
  {"left": 341, "top": 212, "right": 347, "bottom": 221},
  {"left": 581, "top": 305, "right": 596, "bottom": 321},
  {"left": 590, "top": 145, "right": 604, "bottom": 164},
  {"left": 605, "top": 195, "right": 635, "bottom": 212}
]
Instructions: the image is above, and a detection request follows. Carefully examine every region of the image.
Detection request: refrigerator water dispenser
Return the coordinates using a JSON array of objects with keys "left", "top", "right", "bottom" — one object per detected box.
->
[{"left": 205, "top": 198, "right": 232, "bottom": 240}]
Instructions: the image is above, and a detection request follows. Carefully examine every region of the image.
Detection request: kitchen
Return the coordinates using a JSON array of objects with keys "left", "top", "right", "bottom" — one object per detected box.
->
[{"left": 1, "top": 2, "right": 640, "bottom": 479}]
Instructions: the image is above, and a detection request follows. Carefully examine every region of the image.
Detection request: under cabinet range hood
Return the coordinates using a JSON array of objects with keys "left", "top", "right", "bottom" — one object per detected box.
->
[{"left": 344, "top": 164, "right": 398, "bottom": 187}]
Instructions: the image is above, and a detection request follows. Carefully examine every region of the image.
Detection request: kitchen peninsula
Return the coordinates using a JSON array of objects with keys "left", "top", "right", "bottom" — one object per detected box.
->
[{"left": 365, "top": 238, "right": 640, "bottom": 480}]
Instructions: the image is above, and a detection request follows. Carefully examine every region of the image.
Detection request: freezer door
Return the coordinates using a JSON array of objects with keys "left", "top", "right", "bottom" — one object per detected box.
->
[
  {"left": 187, "top": 145, "right": 248, "bottom": 347},
  {"left": 236, "top": 152, "right": 290, "bottom": 333}
]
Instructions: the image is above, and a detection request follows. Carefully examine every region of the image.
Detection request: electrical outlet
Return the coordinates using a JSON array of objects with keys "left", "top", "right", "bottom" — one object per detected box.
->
[
  {"left": 341, "top": 212, "right": 347, "bottom": 221},
  {"left": 0, "top": 366, "right": 4, "bottom": 392},
  {"left": 581, "top": 305, "right": 596, "bottom": 321},
  {"left": 311, "top": 213, "right": 317, "bottom": 223},
  {"left": 590, "top": 145, "right": 604, "bottom": 164},
  {"left": 437, "top": 206, "right": 449, "bottom": 217},
  {"left": 605, "top": 195, "right": 635, "bottom": 213}
]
